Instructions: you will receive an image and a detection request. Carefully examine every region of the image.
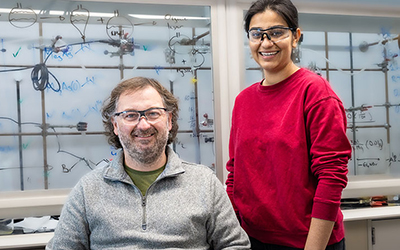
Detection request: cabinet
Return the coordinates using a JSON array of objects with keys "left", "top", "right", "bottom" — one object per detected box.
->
[
  {"left": 345, "top": 217, "right": 400, "bottom": 250},
  {"left": 343, "top": 181, "right": 400, "bottom": 250},
  {"left": 371, "top": 218, "right": 400, "bottom": 250},
  {"left": 345, "top": 220, "right": 369, "bottom": 250}
]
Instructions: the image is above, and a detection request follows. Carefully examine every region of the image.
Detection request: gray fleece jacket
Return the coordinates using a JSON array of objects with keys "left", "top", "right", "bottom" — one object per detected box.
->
[{"left": 46, "top": 147, "right": 250, "bottom": 249}]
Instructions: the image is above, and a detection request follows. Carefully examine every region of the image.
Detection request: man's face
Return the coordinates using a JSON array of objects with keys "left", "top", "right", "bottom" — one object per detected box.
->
[{"left": 112, "top": 86, "right": 172, "bottom": 165}]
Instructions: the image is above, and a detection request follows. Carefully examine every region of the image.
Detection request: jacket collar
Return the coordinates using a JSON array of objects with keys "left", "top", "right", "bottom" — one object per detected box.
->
[{"left": 103, "top": 146, "right": 185, "bottom": 183}]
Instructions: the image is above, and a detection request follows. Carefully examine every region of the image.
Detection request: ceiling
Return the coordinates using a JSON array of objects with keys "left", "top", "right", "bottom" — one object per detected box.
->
[
  {"left": 293, "top": 0, "right": 400, "bottom": 18},
  {"left": 291, "top": 0, "right": 400, "bottom": 33},
  {"left": 295, "top": 0, "right": 399, "bottom": 4}
]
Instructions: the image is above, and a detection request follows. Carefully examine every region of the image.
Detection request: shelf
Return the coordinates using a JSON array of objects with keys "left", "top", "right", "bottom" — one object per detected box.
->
[
  {"left": 342, "top": 206, "right": 400, "bottom": 221},
  {"left": 342, "top": 174, "right": 400, "bottom": 199},
  {"left": 1, "top": 175, "right": 400, "bottom": 226},
  {"left": 0, "top": 189, "right": 70, "bottom": 219},
  {"left": 0, "top": 232, "right": 53, "bottom": 249}
]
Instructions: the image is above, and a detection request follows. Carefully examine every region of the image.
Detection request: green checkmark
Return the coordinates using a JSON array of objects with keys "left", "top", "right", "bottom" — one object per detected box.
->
[
  {"left": 13, "top": 47, "right": 21, "bottom": 57},
  {"left": 22, "top": 142, "right": 30, "bottom": 149}
]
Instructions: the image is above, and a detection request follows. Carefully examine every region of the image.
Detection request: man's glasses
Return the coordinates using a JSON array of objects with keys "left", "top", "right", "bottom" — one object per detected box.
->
[
  {"left": 248, "top": 27, "right": 294, "bottom": 44},
  {"left": 114, "top": 107, "right": 167, "bottom": 124}
]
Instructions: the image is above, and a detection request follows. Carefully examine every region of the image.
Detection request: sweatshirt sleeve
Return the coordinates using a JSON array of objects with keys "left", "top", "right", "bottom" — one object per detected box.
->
[
  {"left": 208, "top": 174, "right": 250, "bottom": 249},
  {"left": 306, "top": 96, "right": 351, "bottom": 221},
  {"left": 46, "top": 180, "right": 90, "bottom": 250}
]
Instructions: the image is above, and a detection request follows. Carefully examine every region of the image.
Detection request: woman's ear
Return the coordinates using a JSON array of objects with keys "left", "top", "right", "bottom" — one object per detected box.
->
[{"left": 292, "top": 28, "right": 302, "bottom": 48}]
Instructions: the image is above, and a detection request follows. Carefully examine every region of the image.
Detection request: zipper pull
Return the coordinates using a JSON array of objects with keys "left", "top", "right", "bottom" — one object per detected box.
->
[{"left": 142, "top": 196, "right": 147, "bottom": 231}]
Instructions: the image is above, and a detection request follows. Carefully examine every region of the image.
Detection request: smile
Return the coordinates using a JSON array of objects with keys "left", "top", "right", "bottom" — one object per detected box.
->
[
  {"left": 134, "top": 133, "right": 155, "bottom": 138},
  {"left": 260, "top": 51, "right": 279, "bottom": 56}
]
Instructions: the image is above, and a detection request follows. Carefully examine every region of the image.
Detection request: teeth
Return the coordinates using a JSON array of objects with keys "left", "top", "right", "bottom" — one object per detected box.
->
[
  {"left": 136, "top": 134, "right": 152, "bottom": 137},
  {"left": 260, "top": 51, "right": 278, "bottom": 56}
]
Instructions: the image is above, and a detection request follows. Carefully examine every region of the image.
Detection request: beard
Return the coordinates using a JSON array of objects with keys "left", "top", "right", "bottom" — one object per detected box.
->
[{"left": 118, "top": 122, "right": 169, "bottom": 165}]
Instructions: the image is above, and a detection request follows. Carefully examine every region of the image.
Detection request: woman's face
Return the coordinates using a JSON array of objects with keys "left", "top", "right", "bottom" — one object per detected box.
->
[{"left": 248, "top": 9, "right": 299, "bottom": 76}]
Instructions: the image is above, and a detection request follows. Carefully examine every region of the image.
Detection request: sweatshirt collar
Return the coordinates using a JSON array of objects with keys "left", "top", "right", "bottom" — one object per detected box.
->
[
  {"left": 258, "top": 68, "right": 303, "bottom": 93},
  {"left": 103, "top": 146, "right": 185, "bottom": 183}
]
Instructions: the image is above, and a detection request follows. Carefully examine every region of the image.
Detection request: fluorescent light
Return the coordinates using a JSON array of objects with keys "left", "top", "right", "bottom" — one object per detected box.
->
[
  {"left": 129, "top": 14, "right": 164, "bottom": 20},
  {"left": 0, "top": 8, "right": 11, "bottom": 13},
  {"left": 48, "top": 11, "right": 64, "bottom": 16},
  {"left": 72, "top": 11, "right": 114, "bottom": 18},
  {"left": 0, "top": 8, "right": 114, "bottom": 18},
  {"left": 1, "top": 8, "right": 209, "bottom": 21},
  {"left": 0, "top": 8, "right": 40, "bottom": 14},
  {"left": 129, "top": 14, "right": 209, "bottom": 21}
]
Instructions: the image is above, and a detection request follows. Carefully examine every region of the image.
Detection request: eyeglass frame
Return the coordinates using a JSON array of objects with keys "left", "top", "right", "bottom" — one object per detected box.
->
[
  {"left": 113, "top": 107, "right": 168, "bottom": 124},
  {"left": 247, "top": 26, "right": 295, "bottom": 44}
]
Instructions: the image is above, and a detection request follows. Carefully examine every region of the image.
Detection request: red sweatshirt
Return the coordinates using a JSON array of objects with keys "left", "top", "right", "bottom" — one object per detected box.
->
[{"left": 226, "top": 68, "right": 351, "bottom": 248}]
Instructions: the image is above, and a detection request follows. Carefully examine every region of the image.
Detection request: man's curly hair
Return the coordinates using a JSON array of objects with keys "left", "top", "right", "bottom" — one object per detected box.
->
[{"left": 101, "top": 77, "right": 179, "bottom": 149}]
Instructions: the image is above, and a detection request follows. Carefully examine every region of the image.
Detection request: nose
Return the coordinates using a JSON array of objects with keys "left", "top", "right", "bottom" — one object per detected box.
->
[
  {"left": 262, "top": 33, "right": 270, "bottom": 40},
  {"left": 260, "top": 34, "right": 274, "bottom": 45},
  {"left": 136, "top": 116, "right": 152, "bottom": 129}
]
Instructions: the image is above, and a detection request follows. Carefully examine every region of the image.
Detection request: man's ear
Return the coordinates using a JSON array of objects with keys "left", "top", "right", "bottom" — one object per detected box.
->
[
  {"left": 112, "top": 117, "right": 119, "bottom": 135},
  {"left": 168, "top": 112, "right": 172, "bottom": 131}
]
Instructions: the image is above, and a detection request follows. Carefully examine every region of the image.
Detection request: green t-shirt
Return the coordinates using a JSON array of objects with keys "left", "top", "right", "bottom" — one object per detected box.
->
[{"left": 124, "top": 164, "right": 165, "bottom": 196}]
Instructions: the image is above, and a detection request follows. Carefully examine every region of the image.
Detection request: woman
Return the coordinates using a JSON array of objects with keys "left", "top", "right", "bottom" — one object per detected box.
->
[{"left": 226, "top": 0, "right": 352, "bottom": 249}]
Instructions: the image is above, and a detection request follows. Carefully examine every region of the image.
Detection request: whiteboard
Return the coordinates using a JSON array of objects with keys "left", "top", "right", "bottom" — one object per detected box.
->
[{"left": 0, "top": 1, "right": 214, "bottom": 191}]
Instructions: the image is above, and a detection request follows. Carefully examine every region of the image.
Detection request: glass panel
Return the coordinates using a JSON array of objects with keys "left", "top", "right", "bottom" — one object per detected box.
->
[
  {"left": 243, "top": 11, "right": 400, "bottom": 176},
  {"left": 0, "top": 0, "right": 214, "bottom": 191}
]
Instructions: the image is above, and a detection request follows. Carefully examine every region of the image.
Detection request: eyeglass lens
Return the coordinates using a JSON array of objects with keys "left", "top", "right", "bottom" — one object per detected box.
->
[
  {"left": 117, "top": 108, "right": 166, "bottom": 124},
  {"left": 249, "top": 27, "right": 291, "bottom": 44}
]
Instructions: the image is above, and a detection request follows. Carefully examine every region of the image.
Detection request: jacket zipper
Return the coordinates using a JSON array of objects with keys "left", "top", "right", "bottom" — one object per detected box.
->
[
  {"left": 141, "top": 196, "right": 147, "bottom": 230},
  {"left": 139, "top": 172, "right": 180, "bottom": 231},
  {"left": 140, "top": 180, "right": 157, "bottom": 231}
]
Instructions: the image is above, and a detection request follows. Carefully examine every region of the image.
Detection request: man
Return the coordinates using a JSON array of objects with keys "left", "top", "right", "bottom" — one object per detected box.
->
[{"left": 46, "top": 77, "right": 250, "bottom": 249}]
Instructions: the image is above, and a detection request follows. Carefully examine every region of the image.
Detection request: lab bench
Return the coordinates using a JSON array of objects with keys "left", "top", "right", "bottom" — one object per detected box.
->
[
  {"left": 2, "top": 176, "right": 400, "bottom": 249},
  {"left": 3, "top": 209, "right": 400, "bottom": 250}
]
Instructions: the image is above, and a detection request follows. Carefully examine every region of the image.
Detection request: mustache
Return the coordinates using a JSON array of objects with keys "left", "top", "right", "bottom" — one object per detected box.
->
[{"left": 131, "top": 127, "right": 157, "bottom": 136}]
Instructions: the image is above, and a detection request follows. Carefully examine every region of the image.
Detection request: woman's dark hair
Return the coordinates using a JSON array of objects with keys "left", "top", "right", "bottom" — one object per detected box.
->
[
  {"left": 101, "top": 77, "right": 179, "bottom": 149},
  {"left": 244, "top": 0, "right": 299, "bottom": 33}
]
